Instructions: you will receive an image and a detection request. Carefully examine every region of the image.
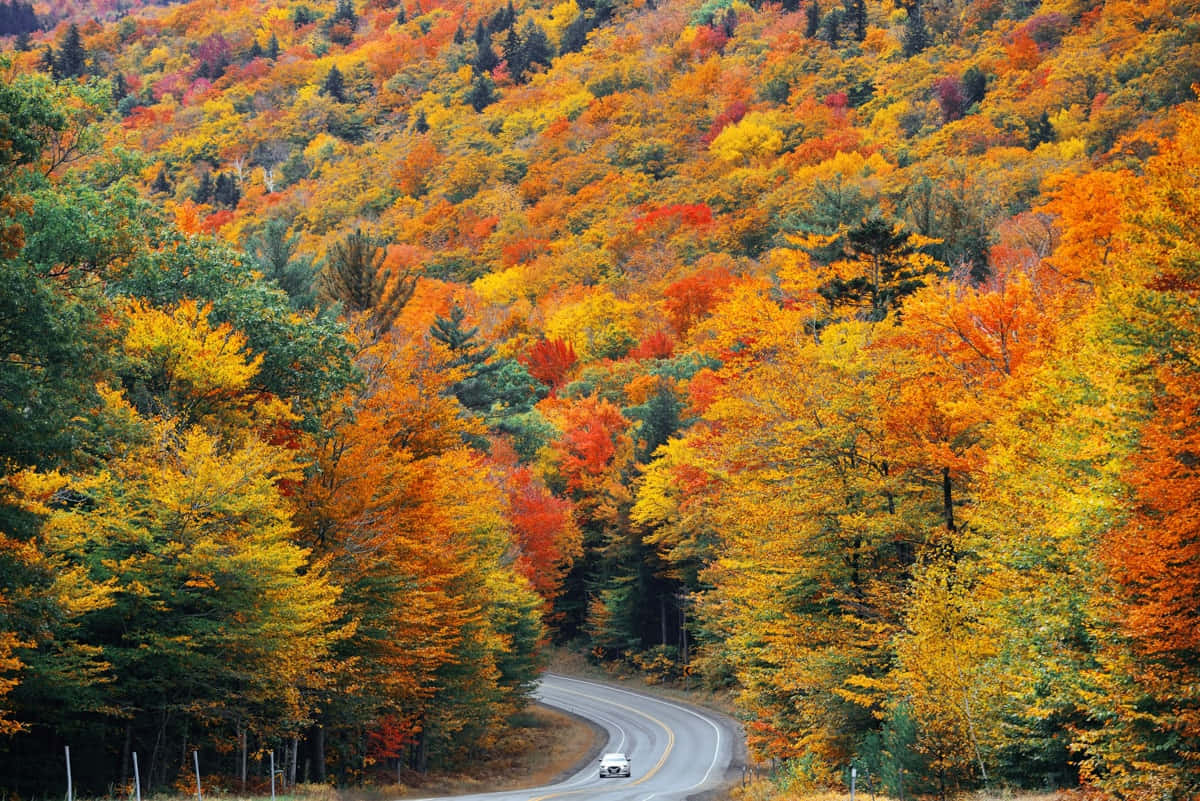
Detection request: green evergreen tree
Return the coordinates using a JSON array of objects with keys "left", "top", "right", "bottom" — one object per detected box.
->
[
  {"left": 805, "top": 0, "right": 821, "bottom": 37},
  {"left": 902, "top": 1, "right": 929, "bottom": 56},
  {"left": 848, "top": 0, "right": 866, "bottom": 41},
  {"left": 488, "top": 0, "right": 515, "bottom": 32},
  {"left": 53, "top": 23, "right": 86, "bottom": 79},
  {"left": 192, "top": 170, "right": 213, "bottom": 204},
  {"left": 817, "top": 214, "right": 941, "bottom": 321},
  {"left": 522, "top": 21, "right": 553, "bottom": 74},
  {"left": 503, "top": 27, "right": 527, "bottom": 81},
  {"left": 473, "top": 37, "right": 499, "bottom": 74},
  {"left": 822, "top": 8, "right": 842, "bottom": 45},
  {"left": 560, "top": 12, "right": 590, "bottom": 54},
  {"left": 246, "top": 217, "right": 319, "bottom": 310},
  {"left": 213, "top": 171, "right": 240, "bottom": 208},
  {"left": 962, "top": 65, "right": 987, "bottom": 106},
  {"left": 332, "top": 0, "right": 357, "bottom": 25},
  {"left": 317, "top": 229, "right": 416, "bottom": 336},
  {"left": 150, "top": 165, "right": 171, "bottom": 195},
  {"left": 468, "top": 74, "right": 496, "bottom": 111},
  {"left": 266, "top": 32, "right": 281, "bottom": 59},
  {"left": 626, "top": 380, "right": 683, "bottom": 463},
  {"left": 110, "top": 72, "right": 128, "bottom": 102},
  {"left": 1027, "top": 110, "right": 1054, "bottom": 148},
  {"left": 322, "top": 65, "right": 347, "bottom": 102}
]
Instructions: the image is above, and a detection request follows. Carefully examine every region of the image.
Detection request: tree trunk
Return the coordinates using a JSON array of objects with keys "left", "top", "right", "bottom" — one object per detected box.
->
[
  {"left": 942, "top": 466, "right": 956, "bottom": 532},
  {"left": 680, "top": 602, "right": 689, "bottom": 664},
  {"left": 313, "top": 725, "right": 327, "bottom": 783},
  {"left": 149, "top": 709, "right": 167, "bottom": 789},
  {"left": 415, "top": 727, "right": 428, "bottom": 774},
  {"left": 120, "top": 721, "right": 133, "bottom": 791},
  {"left": 240, "top": 726, "right": 247, "bottom": 792}
]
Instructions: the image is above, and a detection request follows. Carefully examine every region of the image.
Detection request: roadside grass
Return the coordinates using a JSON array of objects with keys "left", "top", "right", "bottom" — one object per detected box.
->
[
  {"left": 733, "top": 776, "right": 1098, "bottom": 801},
  {"left": 75, "top": 705, "right": 601, "bottom": 801}
]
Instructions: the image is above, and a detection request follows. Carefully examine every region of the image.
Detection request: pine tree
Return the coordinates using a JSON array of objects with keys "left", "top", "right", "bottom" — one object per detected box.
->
[
  {"left": 430, "top": 303, "right": 547, "bottom": 418},
  {"left": 848, "top": 0, "right": 866, "bottom": 41},
  {"left": 488, "top": 0, "right": 515, "bottom": 32},
  {"left": 468, "top": 74, "right": 496, "bottom": 111},
  {"left": 503, "top": 27, "right": 526, "bottom": 81},
  {"left": 111, "top": 72, "right": 128, "bottom": 102},
  {"left": 473, "top": 38, "right": 499, "bottom": 75},
  {"left": 213, "top": 171, "right": 240, "bottom": 208},
  {"left": 805, "top": 0, "right": 821, "bottom": 37},
  {"left": 1027, "top": 111, "right": 1054, "bottom": 148},
  {"left": 902, "top": 0, "right": 929, "bottom": 56},
  {"left": 962, "top": 65, "right": 987, "bottom": 107},
  {"left": 193, "top": 171, "right": 213, "bottom": 204},
  {"left": 560, "top": 12, "right": 590, "bottom": 55},
  {"left": 0, "top": 1, "right": 38, "bottom": 36},
  {"left": 247, "top": 217, "right": 319, "bottom": 310},
  {"left": 412, "top": 107, "right": 430, "bottom": 133},
  {"left": 822, "top": 8, "right": 841, "bottom": 45},
  {"left": 522, "top": 21, "right": 553, "bottom": 72},
  {"left": 322, "top": 65, "right": 347, "bottom": 102},
  {"left": 54, "top": 23, "right": 86, "bottom": 79},
  {"left": 266, "top": 33, "right": 280, "bottom": 59},
  {"left": 332, "top": 0, "right": 357, "bottom": 26},
  {"left": 317, "top": 229, "right": 416, "bottom": 336},
  {"left": 150, "top": 165, "right": 172, "bottom": 195}
]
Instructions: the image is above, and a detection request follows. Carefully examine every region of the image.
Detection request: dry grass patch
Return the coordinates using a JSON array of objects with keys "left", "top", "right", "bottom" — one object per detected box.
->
[
  {"left": 734, "top": 784, "right": 1097, "bottom": 801},
  {"left": 111, "top": 704, "right": 602, "bottom": 801}
]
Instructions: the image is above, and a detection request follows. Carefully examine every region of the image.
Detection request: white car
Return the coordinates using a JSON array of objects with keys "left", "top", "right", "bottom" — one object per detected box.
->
[{"left": 598, "top": 752, "right": 631, "bottom": 778}]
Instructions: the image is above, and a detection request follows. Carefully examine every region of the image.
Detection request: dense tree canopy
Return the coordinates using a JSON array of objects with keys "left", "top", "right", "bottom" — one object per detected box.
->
[{"left": 4, "top": 0, "right": 1200, "bottom": 797}]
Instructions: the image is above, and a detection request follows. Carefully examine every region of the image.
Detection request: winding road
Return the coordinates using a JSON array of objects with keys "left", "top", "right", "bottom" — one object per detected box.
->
[{"left": 413, "top": 674, "right": 741, "bottom": 801}]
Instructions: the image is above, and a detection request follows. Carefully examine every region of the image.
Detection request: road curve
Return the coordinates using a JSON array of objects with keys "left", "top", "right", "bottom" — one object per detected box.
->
[{"left": 407, "top": 673, "right": 739, "bottom": 801}]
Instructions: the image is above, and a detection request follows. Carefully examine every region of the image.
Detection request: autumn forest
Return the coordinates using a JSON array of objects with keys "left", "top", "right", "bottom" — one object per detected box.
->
[{"left": 1, "top": 0, "right": 1199, "bottom": 796}]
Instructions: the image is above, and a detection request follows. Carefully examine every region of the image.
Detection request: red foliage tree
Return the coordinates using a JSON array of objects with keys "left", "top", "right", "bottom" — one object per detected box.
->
[
  {"left": 629, "top": 329, "right": 675, "bottom": 360},
  {"left": 506, "top": 466, "right": 581, "bottom": 602},
  {"left": 521, "top": 338, "right": 577, "bottom": 389},
  {"left": 662, "top": 265, "right": 736, "bottom": 336}
]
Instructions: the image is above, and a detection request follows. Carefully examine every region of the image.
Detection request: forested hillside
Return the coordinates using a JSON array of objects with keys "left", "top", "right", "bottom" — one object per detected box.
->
[{"left": 2, "top": 0, "right": 1200, "bottom": 796}]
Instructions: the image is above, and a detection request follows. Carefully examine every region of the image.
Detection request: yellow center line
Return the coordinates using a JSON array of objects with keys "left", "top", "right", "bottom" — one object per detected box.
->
[{"left": 528, "top": 685, "right": 676, "bottom": 801}]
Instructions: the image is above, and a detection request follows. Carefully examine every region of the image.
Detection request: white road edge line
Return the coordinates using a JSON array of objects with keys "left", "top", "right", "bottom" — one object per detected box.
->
[
  {"left": 545, "top": 674, "right": 725, "bottom": 794},
  {"left": 401, "top": 694, "right": 629, "bottom": 801},
  {"left": 534, "top": 700, "right": 629, "bottom": 789}
]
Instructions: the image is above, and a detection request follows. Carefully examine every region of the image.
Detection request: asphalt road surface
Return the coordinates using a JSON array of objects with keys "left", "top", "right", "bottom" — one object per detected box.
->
[{"left": 411, "top": 673, "right": 739, "bottom": 801}]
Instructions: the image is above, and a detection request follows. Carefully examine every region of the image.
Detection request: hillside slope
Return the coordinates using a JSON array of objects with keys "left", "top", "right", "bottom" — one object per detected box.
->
[{"left": 4, "top": 0, "right": 1200, "bottom": 797}]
